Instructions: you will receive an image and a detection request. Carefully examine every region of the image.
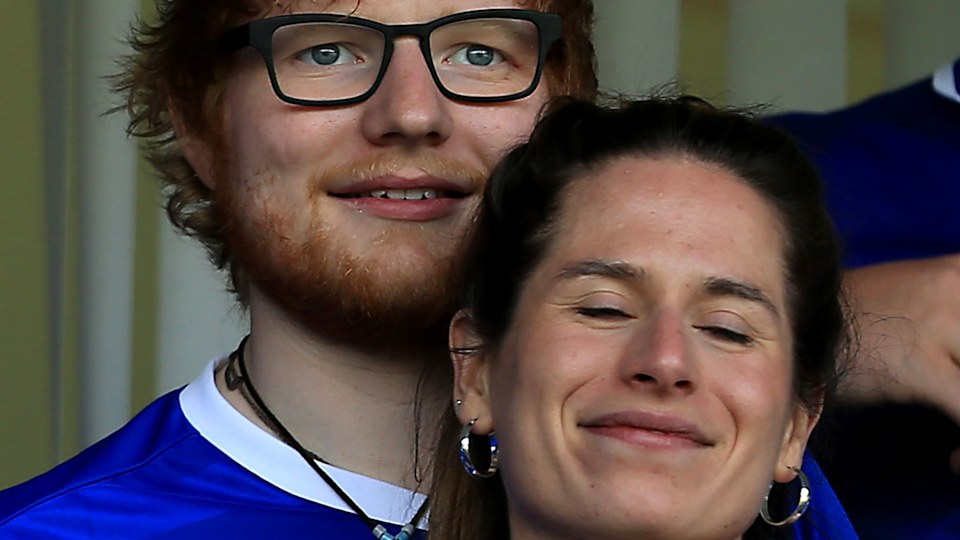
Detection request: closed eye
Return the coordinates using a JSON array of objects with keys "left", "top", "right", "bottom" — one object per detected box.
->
[
  {"left": 575, "top": 306, "right": 632, "bottom": 319},
  {"left": 693, "top": 325, "right": 754, "bottom": 345}
]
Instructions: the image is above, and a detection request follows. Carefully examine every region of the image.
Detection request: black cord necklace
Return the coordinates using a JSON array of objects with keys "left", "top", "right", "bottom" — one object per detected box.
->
[{"left": 225, "top": 335, "right": 429, "bottom": 540}]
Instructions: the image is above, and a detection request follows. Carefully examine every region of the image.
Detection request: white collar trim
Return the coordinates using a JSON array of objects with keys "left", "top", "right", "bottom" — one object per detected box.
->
[
  {"left": 932, "top": 59, "right": 959, "bottom": 104},
  {"left": 180, "top": 356, "right": 428, "bottom": 528}
]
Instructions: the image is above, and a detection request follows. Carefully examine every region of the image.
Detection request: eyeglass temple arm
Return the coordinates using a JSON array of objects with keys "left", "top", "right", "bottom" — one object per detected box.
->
[{"left": 219, "top": 24, "right": 251, "bottom": 54}]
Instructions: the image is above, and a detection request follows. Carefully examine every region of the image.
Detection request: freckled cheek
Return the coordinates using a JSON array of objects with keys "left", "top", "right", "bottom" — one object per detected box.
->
[
  {"left": 462, "top": 107, "right": 544, "bottom": 163},
  {"left": 245, "top": 122, "right": 317, "bottom": 170},
  {"left": 496, "top": 340, "right": 602, "bottom": 426},
  {"left": 488, "top": 343, "right": 558, "bottom": 416},
  {"left": 716, "top": 363, "right": 793, "bottom": 439},
  {"left": 225, "top": 96, "right": 341, "bottom": 174}
]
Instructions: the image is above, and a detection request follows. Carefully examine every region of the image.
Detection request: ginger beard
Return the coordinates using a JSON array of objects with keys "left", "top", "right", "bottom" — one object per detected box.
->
[{"left": 214, "top": 147, "right": 485, "bottom": 354}]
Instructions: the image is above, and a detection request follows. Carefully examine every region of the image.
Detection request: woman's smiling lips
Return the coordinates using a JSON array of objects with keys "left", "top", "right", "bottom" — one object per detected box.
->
[{"left": 580, "top": 411, "right": 715, "bottom": 449}]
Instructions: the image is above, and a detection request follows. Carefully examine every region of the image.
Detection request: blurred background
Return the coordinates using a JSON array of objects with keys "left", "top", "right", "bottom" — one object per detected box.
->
[{"left": 2, "top": 0, "right": 959, "bottom": 488}]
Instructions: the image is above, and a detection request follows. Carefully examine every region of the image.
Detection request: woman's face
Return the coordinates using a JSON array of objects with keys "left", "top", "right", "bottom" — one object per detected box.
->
[{"left": 454, "top": 155, "right": 818, "bottom": 540}]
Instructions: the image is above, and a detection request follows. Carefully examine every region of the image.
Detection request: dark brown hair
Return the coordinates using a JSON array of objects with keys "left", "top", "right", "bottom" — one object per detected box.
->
[
  {"left": 429, "top": 96, "right": 850, "bottom": 539},
  {"left": 113, "top": 0, "right": 598, "bottom": 302}
]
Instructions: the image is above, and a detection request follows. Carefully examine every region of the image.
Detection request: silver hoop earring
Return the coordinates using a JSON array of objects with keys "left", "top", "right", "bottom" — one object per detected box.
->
[
  {"left": 458, "top": 419, "right": 499, "bottom": 478},
  {"left": 760, "top": 468, "right": 811, "bottom": 527}
]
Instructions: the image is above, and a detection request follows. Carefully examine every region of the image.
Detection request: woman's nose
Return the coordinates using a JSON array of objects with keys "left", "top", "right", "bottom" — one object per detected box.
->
[{"left": 620, "top": 311, "right": 698, "bottom": 394}]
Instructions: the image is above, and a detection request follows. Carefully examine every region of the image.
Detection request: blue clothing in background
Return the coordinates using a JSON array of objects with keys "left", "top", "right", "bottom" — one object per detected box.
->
[
  {"left": 770, "top": 59, "right": 960, "bottom": 269},
  {"left": 796, "top": 455, "right": 860, "bottom": 540}
]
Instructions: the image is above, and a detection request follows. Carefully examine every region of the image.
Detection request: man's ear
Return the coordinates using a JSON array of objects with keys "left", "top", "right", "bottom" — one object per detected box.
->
[
  {"left": 170, "top": 103, "right": 218, "bottom": 190},
  {"left": 449, "top": 309, "right": 495, "bottom": 435},
  {"left": 774, "top": 402, "right": 821, "bottom": 483}
]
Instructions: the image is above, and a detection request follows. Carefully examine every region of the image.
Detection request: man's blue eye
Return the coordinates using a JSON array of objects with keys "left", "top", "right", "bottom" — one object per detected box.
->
[
  {"left": 309, "top": 44, "right": 341, "bottom": 65},
  {"left": 296, "top": 43, "right": 359, "bottom": 67},
  {"left": 465, "top": 45, "right": 495, "bottom": 66}
]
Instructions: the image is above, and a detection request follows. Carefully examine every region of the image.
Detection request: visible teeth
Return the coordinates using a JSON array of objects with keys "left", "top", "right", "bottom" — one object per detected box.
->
[{"left": 370, "top": 189, "right": 438, "bottom": 200}]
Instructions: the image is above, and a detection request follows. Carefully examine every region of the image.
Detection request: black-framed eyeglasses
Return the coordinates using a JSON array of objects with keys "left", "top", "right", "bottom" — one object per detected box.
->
[{"left": 220, "top": 9, "right": 562, "bottom": 106}]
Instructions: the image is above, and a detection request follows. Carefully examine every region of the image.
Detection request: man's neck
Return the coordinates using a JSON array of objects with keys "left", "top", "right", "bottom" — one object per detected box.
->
[{"left": 215, "top": 289, "right": 449, "bottom": 490}]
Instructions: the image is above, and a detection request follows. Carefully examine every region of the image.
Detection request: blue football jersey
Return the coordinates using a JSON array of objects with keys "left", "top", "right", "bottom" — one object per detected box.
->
[{"left": 0, "top": 357, "right": 428, "bottom": 539}]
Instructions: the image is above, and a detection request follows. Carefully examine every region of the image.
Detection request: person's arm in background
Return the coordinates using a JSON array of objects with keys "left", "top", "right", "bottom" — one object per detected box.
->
[{"left": 843, "top": 256, "right": 960, "bottom": 432}]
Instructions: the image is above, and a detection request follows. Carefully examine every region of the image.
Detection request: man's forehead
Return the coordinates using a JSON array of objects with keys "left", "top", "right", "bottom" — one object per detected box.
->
[{"left": 269, "top": 0, "right": 537, "bottom": 22}]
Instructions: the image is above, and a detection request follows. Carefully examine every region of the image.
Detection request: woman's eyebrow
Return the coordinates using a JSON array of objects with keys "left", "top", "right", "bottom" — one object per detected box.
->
[
  {"left": 703, "top": 276, "right": 780, "bottom": 320},
  {"left": 556, "top": 262, "right": 779, "bottom": 318},
  {"left": 558, "top": 259, "right": 643, "bottom": 281}
]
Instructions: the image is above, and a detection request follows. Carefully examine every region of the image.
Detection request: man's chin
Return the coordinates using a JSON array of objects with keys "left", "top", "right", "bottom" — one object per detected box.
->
[
  {"left": 245, "top": 253, "right": 462, "bottom": 355},
  {"left": 274, "top": 282, "right": 457, "bottom": 355}
]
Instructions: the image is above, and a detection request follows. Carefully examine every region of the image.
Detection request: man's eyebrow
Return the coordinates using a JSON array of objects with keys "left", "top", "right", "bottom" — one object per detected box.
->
[
  {"left": 703, "top": 276, "right": 780, "bottom": 319},
  {"left": 558, "top": 259, "right": 643, "bottom": 281}
]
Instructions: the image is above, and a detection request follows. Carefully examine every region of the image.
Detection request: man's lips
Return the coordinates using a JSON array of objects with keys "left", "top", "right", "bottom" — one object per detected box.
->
[
  {"left": 329, "top": 175, "right": 473, "bottom": 221},
  {"left": 336, "top": 187, "right": 461, "bottom": 201},
  {"left": 329, "top": 175, "right": 472, "bottom": 200},
  {"left": 580, "top": 411, "right": 714, "bottom": 448},
  {"left": 342, "top": 188, "right": 447, "bottom": 201}
]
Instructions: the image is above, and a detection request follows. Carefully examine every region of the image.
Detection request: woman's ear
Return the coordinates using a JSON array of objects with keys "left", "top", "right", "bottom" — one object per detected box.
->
[
  {"left": 774, "top": 402, "right": 821, "bottom": 483},
  {"left": 170, "top": 103, "right": 217, "bottom": 190},
  {"left": 449, "top": 309, "right": 495, "bottom": 435}
]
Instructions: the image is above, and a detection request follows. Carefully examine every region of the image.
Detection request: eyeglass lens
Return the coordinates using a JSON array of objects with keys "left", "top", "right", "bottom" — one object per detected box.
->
[{"left": 270, "top": 17, "right": 542, "bottom": 102}]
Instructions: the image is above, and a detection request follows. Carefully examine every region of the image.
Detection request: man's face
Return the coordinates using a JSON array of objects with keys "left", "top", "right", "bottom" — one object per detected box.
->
[{"left": 207, "top": 0, "right": 553, "bottom": 349}]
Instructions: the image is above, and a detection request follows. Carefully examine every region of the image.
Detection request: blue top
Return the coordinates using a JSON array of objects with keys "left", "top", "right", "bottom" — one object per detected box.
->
[
  {"left": 0, "top": 357, "right": 428, "bottom": 539},
  {"left": 769, "top": 59, "right": 960, "bottom": 269}
]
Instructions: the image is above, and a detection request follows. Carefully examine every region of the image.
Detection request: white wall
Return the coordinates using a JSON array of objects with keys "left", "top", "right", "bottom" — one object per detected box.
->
[
  {"left": 156, "top": 225, "right": 246, "bottom": 393},
  {"left": 594, "top": 0, "right": 681, "bottom": 95},
  {"left": 75, "top": 0, "right": 140, "bottom": 445},
  {"left": 886, "top": 0, "right": 960, "bottom": 88},
  {"left": 726, "top": 0, "right": 847, "bottom": 112}
]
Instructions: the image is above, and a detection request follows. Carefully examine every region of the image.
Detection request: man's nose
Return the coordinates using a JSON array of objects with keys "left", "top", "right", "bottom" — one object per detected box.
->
[{"left": 360, "top": 38, "right": 454, "bottom": 147}]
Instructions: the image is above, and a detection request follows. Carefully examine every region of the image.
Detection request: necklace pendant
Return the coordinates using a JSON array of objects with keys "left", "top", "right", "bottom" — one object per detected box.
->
[
  {"left": 224, "top": 354, "right": 243, "bottom": 390},
  {"left": 373, "top": 525, "right": 412, "bottom": 540}
]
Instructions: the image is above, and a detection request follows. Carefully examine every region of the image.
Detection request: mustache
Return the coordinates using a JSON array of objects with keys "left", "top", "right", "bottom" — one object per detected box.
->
[{"left": 309, "top": 152, "right": 489, "bottom": 193}]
